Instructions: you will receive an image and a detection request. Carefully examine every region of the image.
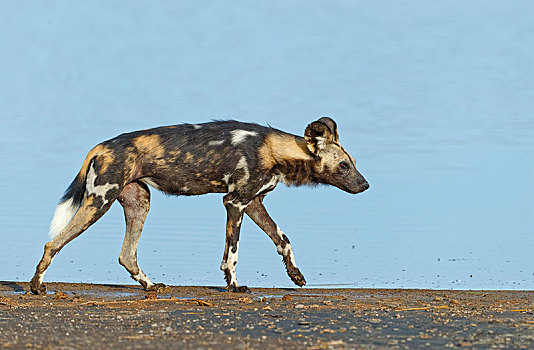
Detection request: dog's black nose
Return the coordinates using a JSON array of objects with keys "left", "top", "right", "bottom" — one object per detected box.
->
[{"left": 361, "top": 182, "right": 369, "bottom": 190}]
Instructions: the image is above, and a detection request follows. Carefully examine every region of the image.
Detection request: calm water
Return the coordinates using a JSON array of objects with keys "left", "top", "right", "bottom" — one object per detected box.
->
[{"left": 1, "top": 1, "right": 533, "bottom": 290}]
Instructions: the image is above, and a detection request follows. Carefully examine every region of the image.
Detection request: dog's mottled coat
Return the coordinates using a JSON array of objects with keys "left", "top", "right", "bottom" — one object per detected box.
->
[{"left": 30, "top": 118, "right": 369, "bottom": 294}]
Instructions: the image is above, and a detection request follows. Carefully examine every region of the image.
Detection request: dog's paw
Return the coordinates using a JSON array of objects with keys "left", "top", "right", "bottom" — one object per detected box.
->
[
  {"left": 227, "top": 285, "right": 252, "bottom": 294},
  {"left": 288, "top": 268, "right": 306, "bottom": 287},
  {"left": 145, "top": 283, "right": 167, "bottom": 292},
  {"left": 30, "top": 280, "right": 47, "bottom": 295}
]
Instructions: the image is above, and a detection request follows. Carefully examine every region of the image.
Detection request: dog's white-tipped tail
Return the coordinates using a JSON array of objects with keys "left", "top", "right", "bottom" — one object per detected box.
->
[
  {"left": 48, "top": 151, "right": 97, "bottom": 238},
  {"left": 48, "top": 198, "right": 80, "bottom": 238}
]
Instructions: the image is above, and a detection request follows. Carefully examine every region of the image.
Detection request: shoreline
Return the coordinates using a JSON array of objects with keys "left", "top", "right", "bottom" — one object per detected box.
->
[{"left": 1, "top": 281, "right": 533, "bottom": 349}]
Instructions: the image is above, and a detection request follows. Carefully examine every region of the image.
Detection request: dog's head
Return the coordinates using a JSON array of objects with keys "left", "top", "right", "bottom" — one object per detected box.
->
[{"left": 305, "top": 117, "right": 369, "bottom": 194}]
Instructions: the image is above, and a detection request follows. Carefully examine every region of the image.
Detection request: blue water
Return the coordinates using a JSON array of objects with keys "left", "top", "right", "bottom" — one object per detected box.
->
[{"left": 1, "top": 1, "right": 533, "bottom": 290}]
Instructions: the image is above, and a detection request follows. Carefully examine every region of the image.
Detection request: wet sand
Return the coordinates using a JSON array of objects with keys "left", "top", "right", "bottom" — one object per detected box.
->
[{"left": 0, "top": 282, "right": 533, "bottom": 349}]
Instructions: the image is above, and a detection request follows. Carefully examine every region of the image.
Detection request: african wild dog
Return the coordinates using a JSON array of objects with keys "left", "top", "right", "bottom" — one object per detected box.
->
[{"left": 30, "top": 117, "right": 369, "bottom": 294}]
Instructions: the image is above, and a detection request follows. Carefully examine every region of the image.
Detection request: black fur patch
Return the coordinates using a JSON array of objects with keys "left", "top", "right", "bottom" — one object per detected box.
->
[{"left": 59, "top": 156, "right": 96, "bottom": 206}]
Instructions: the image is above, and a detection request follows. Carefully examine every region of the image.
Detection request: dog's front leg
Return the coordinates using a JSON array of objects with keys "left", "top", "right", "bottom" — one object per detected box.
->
[
  {"left": 221, "top": 196, "right": 250, "bottom": 293},
  {"left": 245, "top": 196, "right": 306, "bottom": 287}
]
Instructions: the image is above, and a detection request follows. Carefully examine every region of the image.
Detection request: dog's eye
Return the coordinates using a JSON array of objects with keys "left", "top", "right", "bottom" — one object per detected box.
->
[{"left": 339, "top": 161, "right": 350, "bottom": 170}]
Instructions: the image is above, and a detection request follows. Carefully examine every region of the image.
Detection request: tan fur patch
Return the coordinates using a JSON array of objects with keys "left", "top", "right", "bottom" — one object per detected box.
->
[
  {"left": 123, "top": 149, "right": 140, "bottom": 184},
  {"left": 184, "top": 152, "right": 194, "bottom": 163},
  {"left": 80, "top": 144, "right": 115, "bottom": 175},
  {"left": 132, "top": 135, "right": 165, "bottom": 158},
  {"left": 318, "top": 143, "right": 353, "bottom": 171},
  {"left": 206, "top": 150, "right": 222, "bottom": 166},
  {"left": 167, "top": 150, "right": 181, "bottom": 163},
  {"left": 79, "top": 204, "right": 98, "bottom": 231},
  {"left": 83, "top": 195, "right": 95, "bottom": 206},
  {"left": 259, "top": 133, "right": 313, "bottom": 170}
]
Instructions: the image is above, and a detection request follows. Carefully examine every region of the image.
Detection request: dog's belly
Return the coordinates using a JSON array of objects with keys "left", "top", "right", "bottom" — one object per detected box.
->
[{"left": 140, "top": 175, "right": 228, "bottom": 196}]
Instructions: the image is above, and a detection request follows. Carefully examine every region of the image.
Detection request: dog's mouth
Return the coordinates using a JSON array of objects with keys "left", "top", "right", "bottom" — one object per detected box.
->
[{"left": 338, "top": 182, "right": 370, "bottom": 194}]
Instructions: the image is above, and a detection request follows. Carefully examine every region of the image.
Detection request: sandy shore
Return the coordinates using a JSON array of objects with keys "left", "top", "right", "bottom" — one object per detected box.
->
[{"left": 0, "top": 281, "right": 533, "bottom": 349}]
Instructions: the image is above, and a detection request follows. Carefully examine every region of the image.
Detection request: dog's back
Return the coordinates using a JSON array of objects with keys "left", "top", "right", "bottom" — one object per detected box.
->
[{"left": 99, "top": 120, "right": 274, "bottom": 196}]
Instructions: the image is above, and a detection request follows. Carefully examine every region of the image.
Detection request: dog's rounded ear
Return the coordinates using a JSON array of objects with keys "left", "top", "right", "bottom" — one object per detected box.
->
[
  {"left": 304, "top": 117, "right": 338, "bottom": 154},
  {"left": 317, "top": 117, "right": 339, "bottom": 142}
]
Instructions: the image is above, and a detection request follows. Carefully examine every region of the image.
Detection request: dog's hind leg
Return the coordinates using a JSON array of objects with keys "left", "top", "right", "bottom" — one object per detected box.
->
[
  {"left": 245, "top": 196, "right": 306, "bottom": 287},
  {"left": 30, "top": 195, "right": 116, "bottom": 294},
  {"left": 117, "top": 181, "right": 164, "bottom": 291}
]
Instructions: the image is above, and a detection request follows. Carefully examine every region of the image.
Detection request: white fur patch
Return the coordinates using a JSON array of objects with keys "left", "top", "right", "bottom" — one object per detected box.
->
[
  {"left": 275, "top": 227, "right": 285, "bottom": 254},
  {"left": 255, "top": 176, "right": 279, "bottom": 196},
  {"left": 192, "top": 124, "right": 202, "bottom": 129},
  {"left": 141, "top": 177, "right": 160, "bottom": 190},
  {"left": 315, "top": 136, "right": 327, "bottom": 150},
  {"left": 222, "top": 173, "right": 236, "bottom": 192},
  {"left": 221, "top": 242, "right": 239, "bottom": 286},
  {"left": 276, "top": 227, "right": 297, "bottom": 266},
  {"left": 276, "top": 174, "right": 288, "bottom": 186},
  {"left": 226, "top": 200, "right": 248, "bottom": 212},
  {"left": 228, "top": 183, "right": 236, "bottom": 193},
  {"left": 225, "top": 157, "right": 250, "bottom": 194},
  {"left": 49, "top": 198, "right": 80, "bottom": 238},
  {"left": 208, "top": 140, "right": 224, "bottom": 146},
  {"left": 230, "top": 130, "right": 257, "bottom": 145},
  {"left": 86, "top": 163, "right": 119, "bottom": 205},
  {"left": 132, "top": 271, "right": 154, "bottom": 288},
  {"left": 228, "top": 244, "right": 239, "bottom": 266},
  {"left": 235, "top": 156, "right": 250, "bottom": 187},
  {"left": 285, "top": 244, "right": 297, "bottom": 267},
  {"left": 235, "top": 156, "right": 248, "bottom": 170}
]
